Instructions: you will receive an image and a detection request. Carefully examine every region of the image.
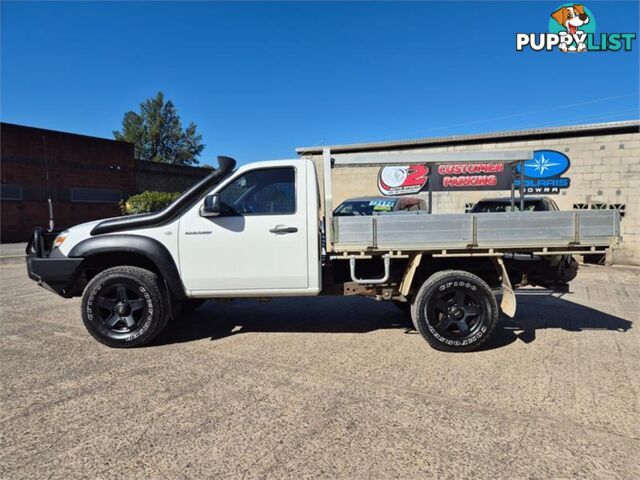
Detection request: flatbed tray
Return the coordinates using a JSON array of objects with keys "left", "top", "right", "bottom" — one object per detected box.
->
[{"left": 332, "top": 210, "right": 620, "bottom": 252}]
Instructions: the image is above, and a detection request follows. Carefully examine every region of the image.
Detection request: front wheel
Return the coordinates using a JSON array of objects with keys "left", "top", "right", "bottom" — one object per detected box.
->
[
  {"left": 81, "top": 266, "right": 169, "bottom": 348},
  {"left": 411, "top": 270, "right": 498, "bottom": 352}
]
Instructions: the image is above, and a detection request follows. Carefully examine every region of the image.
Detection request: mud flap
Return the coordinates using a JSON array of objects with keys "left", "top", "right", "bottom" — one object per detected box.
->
[
  {"left": 496, "top": 257, "right": 516, "bottom": 318},
  {"left": 400, "top": 253, "right": 422, "bottom": 297}
]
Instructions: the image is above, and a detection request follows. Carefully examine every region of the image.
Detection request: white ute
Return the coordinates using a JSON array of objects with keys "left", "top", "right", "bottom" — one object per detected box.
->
[{"left": 26, "top": 150, "right": 621, "bottom": 351}]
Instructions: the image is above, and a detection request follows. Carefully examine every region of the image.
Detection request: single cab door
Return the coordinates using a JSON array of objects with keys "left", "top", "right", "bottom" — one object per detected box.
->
[{"left": 178, "top": 160, "right": 319, "bottom": 296}]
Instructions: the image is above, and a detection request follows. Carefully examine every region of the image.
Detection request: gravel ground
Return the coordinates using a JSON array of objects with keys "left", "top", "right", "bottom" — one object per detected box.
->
[{"left": 1, "top": 261, "right": 638, "bottom": 479}]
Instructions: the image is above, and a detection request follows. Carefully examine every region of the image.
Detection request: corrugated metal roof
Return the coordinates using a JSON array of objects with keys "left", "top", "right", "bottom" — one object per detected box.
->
[{"left": 296, "top": 120, "right": 640, "bottom": 155}]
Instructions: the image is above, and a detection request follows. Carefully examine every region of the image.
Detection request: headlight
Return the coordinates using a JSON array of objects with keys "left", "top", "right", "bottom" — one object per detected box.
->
[{"left": 53, "top": 231, "right": 69, "bottom": 249}]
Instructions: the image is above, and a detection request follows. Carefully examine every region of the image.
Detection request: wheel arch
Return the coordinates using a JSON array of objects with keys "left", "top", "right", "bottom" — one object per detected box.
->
[
  {"left": 406, "top": 255, "right": 502, "bottom": 295},
  {"left": 68, "top": 234, "right": 186, "bottom": 299}
]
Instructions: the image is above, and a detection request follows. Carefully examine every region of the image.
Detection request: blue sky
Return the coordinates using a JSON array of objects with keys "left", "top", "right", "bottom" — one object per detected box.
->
[{"left": 2, "top": 1, "right": 638, "bottom": 165}]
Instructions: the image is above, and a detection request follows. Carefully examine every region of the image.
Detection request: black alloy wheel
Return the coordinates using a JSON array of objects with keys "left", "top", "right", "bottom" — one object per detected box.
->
[
  {"left": 428, "top": 287, "right": 483, "bottom": 340},
  {"left": 95, "top": 284, "right": 147, "bottom": 333}
]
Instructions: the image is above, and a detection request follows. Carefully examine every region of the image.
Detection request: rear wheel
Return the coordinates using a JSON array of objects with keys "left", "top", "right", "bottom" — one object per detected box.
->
[
  {"left": 81, "top": 266, "right": 169, "bottom": 348},
  {"left": 411, "top": 270, "right": 498, "bottom": 352}
]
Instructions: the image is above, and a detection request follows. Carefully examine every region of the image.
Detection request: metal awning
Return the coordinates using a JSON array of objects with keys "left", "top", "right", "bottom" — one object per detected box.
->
[
  {"left": 296, "top": 120, "right": 639, "bottom": 155},
  {"left": 331, "top": 150, "right": 532, "bottom": 167}
]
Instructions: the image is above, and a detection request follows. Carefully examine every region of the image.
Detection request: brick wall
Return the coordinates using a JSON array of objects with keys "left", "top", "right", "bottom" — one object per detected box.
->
[
  {"left": 303, "top": 131, "right": 640, "bottom": 265},
  {"left": 135, "top": 160, "right": 210, "bottom": 194},
  {"left": 1, "top": 123, "right": 213, "bottom": 243},
  {"left": 1, "top": 123, "right": 135, "bottom": 243}
]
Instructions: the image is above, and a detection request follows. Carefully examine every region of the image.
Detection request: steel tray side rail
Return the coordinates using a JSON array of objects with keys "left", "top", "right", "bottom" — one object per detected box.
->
[{"left": 332, "top": 209, "right": 621, "bottom": 253}]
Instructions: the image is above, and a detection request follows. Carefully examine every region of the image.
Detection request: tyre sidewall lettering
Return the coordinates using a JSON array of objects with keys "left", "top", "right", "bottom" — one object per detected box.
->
[
  {"left": 438, "top": 281, "right": 477, "bottom": 293},
  {"left": 86, "top": 281, "right": 105, "bottom": 323},
  {"left": 125, "top": 286, "right": 154, "bottom": 341},
  {"left": 426, "top": 321, "right": 487, "bottom": 346}
]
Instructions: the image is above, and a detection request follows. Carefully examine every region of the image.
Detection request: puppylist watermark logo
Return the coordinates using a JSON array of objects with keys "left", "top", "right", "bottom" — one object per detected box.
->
[{"left": 516, "top": 4, "right": 636, "bottom": 53}]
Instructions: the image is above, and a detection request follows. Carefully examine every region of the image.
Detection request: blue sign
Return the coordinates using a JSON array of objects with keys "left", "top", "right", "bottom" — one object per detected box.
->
[{"left": 514, "top": 150, "right": 571, "bottom": 194}]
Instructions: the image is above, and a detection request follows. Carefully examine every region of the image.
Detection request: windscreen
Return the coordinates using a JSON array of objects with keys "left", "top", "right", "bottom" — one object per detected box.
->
[
  {"left": 471, "top": 201, "right": 545, "bottom": 213},
  {"left": 334, "top": 199, "right": 397, "bottom": 216}
]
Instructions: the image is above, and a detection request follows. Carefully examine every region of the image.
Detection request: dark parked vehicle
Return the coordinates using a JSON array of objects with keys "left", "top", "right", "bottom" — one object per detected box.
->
[
  {"left": 333, "top": 196, "right": 427, "bottom": 216},
  {"left": 470, "top": 196, "right": 559, "bottom": 213},
  {"left": 469, "top": 196, "right": 578, "bottom": 287}
]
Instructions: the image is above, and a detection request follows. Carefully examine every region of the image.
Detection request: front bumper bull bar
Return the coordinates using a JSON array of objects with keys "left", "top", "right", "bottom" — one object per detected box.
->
[{"left": 26, "top": 227, "right": 83, "bottom": 297}]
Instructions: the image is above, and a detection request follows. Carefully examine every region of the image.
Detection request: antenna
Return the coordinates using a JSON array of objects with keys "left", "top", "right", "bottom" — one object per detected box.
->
[{"left": 42, "top": 136, "right": 55, "bottom": 231}]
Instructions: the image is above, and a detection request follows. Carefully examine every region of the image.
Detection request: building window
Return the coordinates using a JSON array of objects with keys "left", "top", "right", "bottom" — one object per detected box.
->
[
  {"left": 0, "top": 184, "right": 22, "bottom": 201},
  {"left": 573, "top": 203, "right": 626, "bottom": 219},
  {"left": 71, "top": 188, "right": 122, "bottom": 203}
]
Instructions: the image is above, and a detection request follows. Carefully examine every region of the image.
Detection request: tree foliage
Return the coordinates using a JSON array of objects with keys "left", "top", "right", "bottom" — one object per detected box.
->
[
  {"left": 120, "top": 191, "right": 181, "bottom": 215},
  {"left": 113, "top": 92, "right": 204, "bottom": 165}
]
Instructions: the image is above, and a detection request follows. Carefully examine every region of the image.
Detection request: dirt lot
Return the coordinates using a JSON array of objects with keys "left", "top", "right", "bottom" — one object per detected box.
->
[{"left": 1, "top": 262, "right": 638, "bottom": 479}]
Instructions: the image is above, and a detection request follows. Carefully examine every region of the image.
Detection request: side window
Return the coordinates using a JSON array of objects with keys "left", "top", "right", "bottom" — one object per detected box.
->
[{"left": 218, "top": 167, "right": 295, "bottom": 215}]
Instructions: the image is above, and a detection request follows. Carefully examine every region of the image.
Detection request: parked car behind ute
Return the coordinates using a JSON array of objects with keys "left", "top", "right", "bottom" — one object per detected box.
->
[
  {"left": 470, "top": 196, "right": 559, "bottom": 213},
  {"left": 333, "top": 196, "right": 427, "bottom": 216}
]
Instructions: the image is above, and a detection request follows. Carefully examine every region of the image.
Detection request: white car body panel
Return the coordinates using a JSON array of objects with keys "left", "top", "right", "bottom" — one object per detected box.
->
[
  {"left": 178, "top": 159, "right": 320, "bottom": 297},
  {"left": 58, "top": 219, "right": 183, "bottom": 276}
]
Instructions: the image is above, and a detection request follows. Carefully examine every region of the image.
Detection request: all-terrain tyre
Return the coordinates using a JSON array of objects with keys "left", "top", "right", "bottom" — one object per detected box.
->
[
  {"left": 81, "top": 266, "right": 169, "bottom": 348},
  {"left": 411, "top": 270, "right": 498, "bottom": 352}
]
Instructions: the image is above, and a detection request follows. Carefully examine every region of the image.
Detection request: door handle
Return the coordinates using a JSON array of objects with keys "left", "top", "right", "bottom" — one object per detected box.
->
[{"left": 269, "top": 225, "right": 298, "bottom": 234}]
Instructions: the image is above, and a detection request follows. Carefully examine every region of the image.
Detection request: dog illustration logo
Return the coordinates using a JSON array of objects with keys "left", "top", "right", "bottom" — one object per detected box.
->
[
  {"left": 516, "top": 3, "right": 635, "bottom": 53},
  {"left": 550, "top": 4, "right": 591, "bottom": 52}
]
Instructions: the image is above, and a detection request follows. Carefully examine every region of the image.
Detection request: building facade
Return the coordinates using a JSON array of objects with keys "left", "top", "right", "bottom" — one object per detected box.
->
[
  {"left": 297, "top": 121, "right": 640, "bottom": 265},
  {"left": 0, "top": 123, "right": 210, "bottom": 243}
]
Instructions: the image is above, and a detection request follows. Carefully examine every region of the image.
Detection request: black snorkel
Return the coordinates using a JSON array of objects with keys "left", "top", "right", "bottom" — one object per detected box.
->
[{"left": 91, "top": 156, "right": 237, "bottom": 236}]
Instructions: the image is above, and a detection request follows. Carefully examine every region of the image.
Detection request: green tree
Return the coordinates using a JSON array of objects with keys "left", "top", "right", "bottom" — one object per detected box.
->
[{"left": 113, "top": 92, "right": 205, "bottom": 165}]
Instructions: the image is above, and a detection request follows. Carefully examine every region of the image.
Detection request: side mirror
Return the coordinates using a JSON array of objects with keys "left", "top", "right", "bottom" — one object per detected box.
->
[{"left": 200, "top": 194, "right": 221, "bottom": 217}]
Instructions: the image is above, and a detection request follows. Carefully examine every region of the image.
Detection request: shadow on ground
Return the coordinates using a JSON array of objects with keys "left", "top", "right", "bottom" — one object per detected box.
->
[{"left": 154, "top": 291, "right": 633, "bottom": 351}]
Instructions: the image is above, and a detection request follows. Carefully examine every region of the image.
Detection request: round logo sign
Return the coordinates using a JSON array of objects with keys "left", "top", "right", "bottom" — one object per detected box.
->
[
  {"left": 378, "top": 165, "right": 428, "bottom": 196},
  {"left": 516, "top": 150, "right": 571, "bottom": 179}
]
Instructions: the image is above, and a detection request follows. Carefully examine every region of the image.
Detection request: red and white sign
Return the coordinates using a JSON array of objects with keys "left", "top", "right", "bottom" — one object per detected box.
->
[
  {"left": 434, "top": 163, "right": 510, "bottom": 190},
  {"left": 378, "top": 165, "right": 429, "bottom": 196}
]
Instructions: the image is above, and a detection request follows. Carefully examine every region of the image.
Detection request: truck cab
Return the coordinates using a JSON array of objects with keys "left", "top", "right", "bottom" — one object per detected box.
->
[
  {"left": 176, "top": 159, "right": 321, "bottom": 296},
  {"left": 40, "top": 158, "right": 322, "bottom": 298}
]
